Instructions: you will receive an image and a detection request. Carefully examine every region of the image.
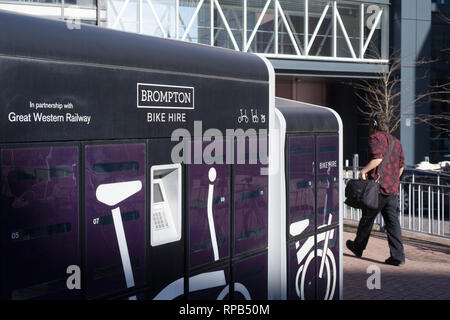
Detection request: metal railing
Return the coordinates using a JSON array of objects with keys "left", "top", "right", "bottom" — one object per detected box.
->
[{"left": 343, "top": 155, "right": 450, "bottom": 239}]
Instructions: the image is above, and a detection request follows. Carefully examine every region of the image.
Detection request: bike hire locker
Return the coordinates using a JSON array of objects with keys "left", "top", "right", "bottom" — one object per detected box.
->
[
  {"left": 0, "top": 10, "right": 270, "bottom": 300},
  {"left": 150, "top": 164, "right": 182, "bottom": 247},
  {"left": 272, "top": 97, "right": 343, "bottom": 300}
]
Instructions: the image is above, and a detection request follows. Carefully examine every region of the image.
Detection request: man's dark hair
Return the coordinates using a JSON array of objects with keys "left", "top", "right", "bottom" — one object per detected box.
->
[{"left": 369, "top": 111, "right": 389, "bottom": 132}]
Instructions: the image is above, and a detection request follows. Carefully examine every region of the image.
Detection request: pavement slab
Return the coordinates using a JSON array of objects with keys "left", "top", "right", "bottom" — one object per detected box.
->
[{"left": 343, "top": 223, "right": 450, "bottom": 300}]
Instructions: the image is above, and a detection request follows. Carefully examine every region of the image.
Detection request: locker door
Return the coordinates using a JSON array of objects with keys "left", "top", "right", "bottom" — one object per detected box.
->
[
  {"left": 233, "top": 251, "right": 268, "bottom": 300},
  {"left": 316, "top": 135, "right": 339, "bottom": 227},
  {"left": 288, "top": 236, "right": 316, "bottom": 300},
  {"left": 233, "top": 135, "right": 268, "bottom": 300},
  {"left": 287, "top": 136, "right": 315, "bottom": 300},
  {"left": 234, "top": 137, "right": 268, "bottom": 255},
  {"left": 288, "top": 227, "right": 339, "bottom": 300},
  {"left": 288, "top": 136, "right": 315, "bottom": 234},
  {"left": 1, "top": 146, "right": 80, "bottom": 300},
  {"left": 316, "top": 226, "right": 339, "bottom": 300},
  {"left": 189, "top": 163, "right": 230, "bottom": 269},
  {"left": 315, "top": 135, "right": 340, "bottom": 300},
  {"left": 85, "top": 143, "right": 146, "bottom": 299}
]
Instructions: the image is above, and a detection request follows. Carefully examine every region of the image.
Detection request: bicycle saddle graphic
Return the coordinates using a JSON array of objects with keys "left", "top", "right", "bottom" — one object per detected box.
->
[{"left": 96, "top": 180, "right": 142, "bottom": 206}]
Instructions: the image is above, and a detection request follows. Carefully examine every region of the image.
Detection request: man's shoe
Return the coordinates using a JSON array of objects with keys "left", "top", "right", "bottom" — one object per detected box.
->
[
  {"left": 385, "top": 257, "right": 405, "bottom": 266},
  {"left": 346, "top": 240, "right": 362, "bottom": 258}
]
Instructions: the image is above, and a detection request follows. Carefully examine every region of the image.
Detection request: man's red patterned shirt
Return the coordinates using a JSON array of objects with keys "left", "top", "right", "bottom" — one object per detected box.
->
[{"left": 367, "top": 131, "right": 405, "bottom": 196}]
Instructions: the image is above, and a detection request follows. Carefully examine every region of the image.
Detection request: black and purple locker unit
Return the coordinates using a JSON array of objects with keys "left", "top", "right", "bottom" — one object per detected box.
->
[
  {"left": 273, "top": 98, "right": 343, "bottom": 300},
  {"left": 0, "top": 10, "right": 342, "bottom": 300}
]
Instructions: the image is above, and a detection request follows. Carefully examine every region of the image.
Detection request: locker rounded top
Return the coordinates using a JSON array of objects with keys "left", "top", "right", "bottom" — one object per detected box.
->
[
  {"left": 0, "top": 10, "right": 269, "bottom": 83},
  {"left": 275, "top": 97, "right": 340, "bottom": 134}
]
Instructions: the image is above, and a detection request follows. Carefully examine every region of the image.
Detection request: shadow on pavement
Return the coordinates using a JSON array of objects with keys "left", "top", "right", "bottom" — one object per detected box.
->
[{"left": 343, "top": 253, "right": 385, "bottom": 265}]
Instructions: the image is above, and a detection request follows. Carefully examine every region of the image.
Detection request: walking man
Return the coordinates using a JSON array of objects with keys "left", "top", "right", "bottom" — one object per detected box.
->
[{"left": 346, "top": 111, "right": 406, "bottom": 266}]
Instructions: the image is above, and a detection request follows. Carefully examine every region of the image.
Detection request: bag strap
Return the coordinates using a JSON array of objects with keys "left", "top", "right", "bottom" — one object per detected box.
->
[{"left": 375, "top": 133, "right": 396, "bottom": 183}]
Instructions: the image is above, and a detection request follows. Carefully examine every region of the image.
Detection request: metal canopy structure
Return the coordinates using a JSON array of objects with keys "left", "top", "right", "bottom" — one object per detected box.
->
[{"left": 108, "top": 0, "right": 389, "bottom": 64}]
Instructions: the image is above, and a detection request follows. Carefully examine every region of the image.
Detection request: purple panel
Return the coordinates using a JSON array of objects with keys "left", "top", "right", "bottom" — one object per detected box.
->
[
  {"left": 0, "top": 146, "right": 79, "bottom": 300},
  {"left": 188, "top": 265, "right": 231, "bottom": 300},
  {"left": 317, "top": 136, "right": 339, "bottom": 227},
  {"left": 233, "top": 252, "right": 268, "bottom": 300},
  {"left": 288, "top": 136, "right": 315, "bottom": 235},
  {"left": 85, "top": 143, "right": 146, "bottom": 298},
  {"left": 288, "top": 236, "right": 315, "bottom": 300},
  {"left": 234, "top": 137, "right": 268, "bottom": 254},
  {"left": 189, "top": 164, "right": 230, "bottom": 268},
  {"left": 316, "top": 227, "right": 339, "bottom": 300}
]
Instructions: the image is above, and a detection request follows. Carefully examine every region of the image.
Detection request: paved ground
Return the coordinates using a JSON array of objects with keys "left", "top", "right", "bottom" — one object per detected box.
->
[{"left": 343, "top": 221, "right": 450, "bottom": 300}]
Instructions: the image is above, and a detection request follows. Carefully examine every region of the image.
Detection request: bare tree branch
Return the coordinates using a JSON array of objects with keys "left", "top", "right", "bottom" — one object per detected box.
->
[{"left": 347, "top": 45, "right": 449, "bottom": 134}]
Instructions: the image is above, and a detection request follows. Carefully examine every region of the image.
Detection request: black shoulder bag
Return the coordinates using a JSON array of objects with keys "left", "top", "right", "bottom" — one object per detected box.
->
[{"left": 344, "top": 137, "right": 395, "bottom": 210}]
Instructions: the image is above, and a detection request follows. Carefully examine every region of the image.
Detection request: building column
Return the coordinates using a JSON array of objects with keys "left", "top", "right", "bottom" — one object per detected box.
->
[{"left": 392, "top": 0, "right": 431, "bottom": 166}]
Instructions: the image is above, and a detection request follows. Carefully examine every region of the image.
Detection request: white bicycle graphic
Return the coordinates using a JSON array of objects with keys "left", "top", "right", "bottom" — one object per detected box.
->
[
  {"left": 251, "top": 109, "right": 259, "bottom": 123},
  {"left": 290, "top": 214, "right": 336, "bottom": 300},
  {"left": 96, "top": 180, "right": 143, "bottom": 300},
  {"left": 237, "top": 109, "right": 249, "bottom": 124},
  {"left": 154, "top": 167, "right": 251, "bottom": 300}
]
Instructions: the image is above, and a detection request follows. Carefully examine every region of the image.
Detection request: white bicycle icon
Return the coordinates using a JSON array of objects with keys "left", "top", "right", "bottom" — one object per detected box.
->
[
  {"left": 290, "top": 214, "right": 336, "bottom": 300},
  {"left": 251, "top": 109, "right": 259, "bottom": 123},
  {"left": 153, "top": 167, "right": 251, "bottom": 300},
  {"left": 96, "top": 180, "right": 143, "bottom": 300},
  {"left": 237, "top": 109, "right": 249, "bottom": 124}
]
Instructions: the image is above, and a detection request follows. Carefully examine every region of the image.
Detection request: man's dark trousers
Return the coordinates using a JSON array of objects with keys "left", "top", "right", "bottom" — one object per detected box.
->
[{"left": 354, "top": 193, "right": 405, "bottom": 262}]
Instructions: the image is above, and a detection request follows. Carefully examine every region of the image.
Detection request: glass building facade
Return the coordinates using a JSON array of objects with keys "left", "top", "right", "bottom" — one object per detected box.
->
[
  {"left": 105, "top": 0, "right": 389, "bottom": 62},
  {"left": 0, "top": 0, "right": 104, "bottom": 25},
  {"left": 430, "top": 2, "right": 450, "bottom": 161}
]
